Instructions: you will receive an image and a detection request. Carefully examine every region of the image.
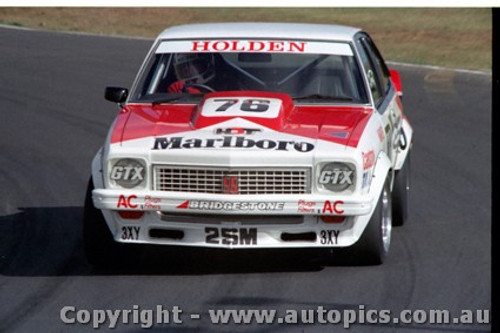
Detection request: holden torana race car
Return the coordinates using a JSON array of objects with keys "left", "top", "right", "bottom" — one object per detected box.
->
[{"left": 84, "top": 22, "right": 413, "bottom": 266}]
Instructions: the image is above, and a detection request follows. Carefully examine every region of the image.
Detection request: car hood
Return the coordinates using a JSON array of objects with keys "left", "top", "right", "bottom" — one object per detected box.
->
[{"left": 110, "top": 91, "right": 373, "bottom": 152}]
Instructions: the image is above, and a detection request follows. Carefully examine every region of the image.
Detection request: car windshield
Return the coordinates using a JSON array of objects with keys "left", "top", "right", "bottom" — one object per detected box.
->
[{"left": 130, "top": 39, "right": 369, "bottom": 104}]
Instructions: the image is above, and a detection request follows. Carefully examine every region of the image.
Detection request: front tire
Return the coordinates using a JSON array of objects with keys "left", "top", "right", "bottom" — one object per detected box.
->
[
  {"left": 83, "top": 178, "right": 143, "bottom": 267},
  {"left": 392, "top": 151, "right": 411, "bottom": 226},
  {"left": 353, "top": 176, "right": 393, "bottom": 265}
]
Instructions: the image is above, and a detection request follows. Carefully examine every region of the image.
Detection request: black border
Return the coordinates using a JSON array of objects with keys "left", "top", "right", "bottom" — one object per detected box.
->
[{"left": 492, "top": 7, "right": 498, "bottom": 333}]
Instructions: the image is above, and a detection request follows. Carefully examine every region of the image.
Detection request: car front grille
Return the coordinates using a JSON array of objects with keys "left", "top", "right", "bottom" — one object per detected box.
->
[{"left": 153, "top": 166, "right": 311, "bottom": 195}]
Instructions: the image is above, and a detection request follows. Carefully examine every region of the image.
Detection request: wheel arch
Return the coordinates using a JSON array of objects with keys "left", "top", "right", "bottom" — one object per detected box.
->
[
  {"left": 91, "top": 147, "right": 105, "bottom": 189},
  {"left": 394, "top": 117, "right": 413, "bottom": 171},
  {"left": 369, "top": 150, "right": 393, "bottom": 199}
]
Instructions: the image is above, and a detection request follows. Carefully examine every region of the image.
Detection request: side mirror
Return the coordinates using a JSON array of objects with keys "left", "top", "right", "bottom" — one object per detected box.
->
[
  {"left": 389, "top": 69, "right": 403, "bottom": 98},
  {"left": 104, "top": 87, "right": 128, "bottom": 103}
]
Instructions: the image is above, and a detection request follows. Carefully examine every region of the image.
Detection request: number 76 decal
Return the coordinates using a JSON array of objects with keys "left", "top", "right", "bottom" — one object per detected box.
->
[{"left": 201, "top": 97, "right": 282, "bottom": 118}]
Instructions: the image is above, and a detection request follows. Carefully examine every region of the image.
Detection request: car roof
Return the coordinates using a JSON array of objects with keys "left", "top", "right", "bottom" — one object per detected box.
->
[{"left": 157, "top": 22, "right": 362, "bottom": 42}]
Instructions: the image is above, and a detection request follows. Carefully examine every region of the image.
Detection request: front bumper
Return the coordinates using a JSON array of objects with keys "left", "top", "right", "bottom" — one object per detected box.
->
[
  {"left": 92, "top": 189, "right": 375, "bottom": 248},
  {"left": 92, "top": 189, "right": 373, "bottom": 216}
]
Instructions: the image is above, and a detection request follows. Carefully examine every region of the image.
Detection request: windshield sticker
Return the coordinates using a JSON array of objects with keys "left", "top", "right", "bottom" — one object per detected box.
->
[{"left": 156, "top": 40, "right": 354, "bottom": 56}]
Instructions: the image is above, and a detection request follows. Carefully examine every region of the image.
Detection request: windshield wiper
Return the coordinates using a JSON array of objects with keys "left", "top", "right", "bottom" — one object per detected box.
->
[
  {"left": 292, "top": 94, "right": 354, "bottom": 102},
  {"left": 151, "top": 93, "right": 205, "bottom": 106}
]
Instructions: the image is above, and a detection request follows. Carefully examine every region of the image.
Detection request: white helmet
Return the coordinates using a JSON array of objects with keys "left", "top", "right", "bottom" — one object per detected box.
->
[{"left": 173, "top": 53, "right": 215, "bottom": 84}]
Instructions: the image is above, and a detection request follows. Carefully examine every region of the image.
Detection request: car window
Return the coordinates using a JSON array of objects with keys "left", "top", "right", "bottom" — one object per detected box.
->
[
  {"left": 361, "top": 36, "right": 391, "bottom": 97},
  {"left": 130, "top": 39, "right": 369, "bottom": 105},
  {"left": 356, "top": 37, "right": 382, "bottom": 105}
]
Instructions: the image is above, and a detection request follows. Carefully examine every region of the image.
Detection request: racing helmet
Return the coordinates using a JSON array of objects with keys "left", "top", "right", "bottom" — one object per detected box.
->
[{"left": 173, "top": 53, "right": 215, "bottom": 84}]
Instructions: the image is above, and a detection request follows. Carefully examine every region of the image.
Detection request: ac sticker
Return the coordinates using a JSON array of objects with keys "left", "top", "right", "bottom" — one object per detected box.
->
[{"left": 117, "top": 195, "right": 137, "bottom": 209}]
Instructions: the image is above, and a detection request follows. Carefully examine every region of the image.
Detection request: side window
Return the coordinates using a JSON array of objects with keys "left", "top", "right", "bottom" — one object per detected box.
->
[
  {"left": 362, "top": 37, "right": 391, "bottom": 96},
  {"left": 356, "top": 37, "right": 382, "bottom": 104}
]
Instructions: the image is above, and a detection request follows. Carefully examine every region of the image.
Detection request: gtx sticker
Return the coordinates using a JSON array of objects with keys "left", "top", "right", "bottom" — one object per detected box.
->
[
  {"left": 321, "top": 200, "right": 344, "bottom": 214},
  {"left": 320, "top": 230, "right": 340, "bottom": 245},
  {"left": 153, "top": 136, "right": 315, "bottom": 152},
  {"left": 177, "top": 200, "right": 285, "bottom": 211},
  {"left": 362, "top": 150, "right": 376, "bottom": 170},
  {"left": 202, "top": 98, "right": 281, "bottom": 118},
  {"left": 122, "top": 226, "right": 140, "bottom": 240},
  {"left": 318, "top": 170, "right": 353, "bottom": 185},
  {"left": 297, "top": 200, "right": 316, "bottom": 213},
  {"left": 214, "top": 128, "right": 261, "bottom": 135},
  {"left": 117, "top": 195, "right": 138, "bottom": 209},
  {"left": 110, "top": 166, "right": 144, "bottom": 181},
  {"left": 205, "top": 227, "right": 257, "bottom": 245}
]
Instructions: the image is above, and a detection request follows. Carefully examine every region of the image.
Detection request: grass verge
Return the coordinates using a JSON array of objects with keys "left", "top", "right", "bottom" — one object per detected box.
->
[{"left": 0, "top": 7, "right": 492, "bottom": 71}]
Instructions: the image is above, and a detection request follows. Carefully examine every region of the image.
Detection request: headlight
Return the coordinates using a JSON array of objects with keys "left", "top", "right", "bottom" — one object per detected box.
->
[
  {"left": 109, "top": 158, "right": 146, "bottom": 188},
  {"left": 318, "top": 162, "right": 355, "bottom": 192}
]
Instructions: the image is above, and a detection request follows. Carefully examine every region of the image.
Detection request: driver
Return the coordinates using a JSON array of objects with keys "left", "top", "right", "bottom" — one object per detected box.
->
[{"left": 168, "top": 53, "right": 216, "bottom": 93}]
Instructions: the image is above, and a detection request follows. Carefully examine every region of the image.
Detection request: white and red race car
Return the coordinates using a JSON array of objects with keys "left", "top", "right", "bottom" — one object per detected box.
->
[{"left": 84, "top": 23, "right": 413, "bottom": 266}]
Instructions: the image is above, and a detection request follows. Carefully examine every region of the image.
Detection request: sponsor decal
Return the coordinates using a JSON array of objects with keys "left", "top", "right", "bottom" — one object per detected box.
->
[
  {"left": 320, "top": 230, "right": 340, "bottom": 245},
  {"left": 214, "top": 128, "right": 261, "bottom": 135},
  {"left": 121, "top": 226, "right": 140, "bottom": 240},
  {"left": 153, "top": 136, "right": 315, "bottom": 152},
  {"left": 142, "top": 195, "right": 161, "bottom": 210},
  {"left": 318, "top": 170, "right": 353, "bottom": 185},
  {"left": 377, "top": 126, "right": 385, "bottom": 141},
  {"left": 222, "top": 176, "right": 239, "bottom": 194},
  {"left": 117, "top": 195, "right": 138, "bottom": 209},
  {"left": 362, "top": 150, "right": 376, "bottom": 170},
  {"left": 367, "top": 70, "right": 377, "bottom": 91},
  {"left": 205, "top": 227, "right": 257, "bottom": 245},
  {"left": 177, "top": 200, "right": 190, "bottom": 209},
  {"left": 176, "top": 200, "right": 285, "bottom": 212},
  {"left": 321, "top": 200, "right": 344, "bottom": 214},
  {"left": 191, "top": 40, "right": 306, "bottom": 53},
  {"left": 297, "top": 200, "right": 316, "bottom": 213}
]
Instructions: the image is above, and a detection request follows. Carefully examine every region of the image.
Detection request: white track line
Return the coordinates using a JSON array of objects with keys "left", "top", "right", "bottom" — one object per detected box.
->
[
  {"left": 0, "top": 23, "right": 153, "bottom": 41},
  {"left": 386, "top": 61, "right": 491, "bottom": 76}
]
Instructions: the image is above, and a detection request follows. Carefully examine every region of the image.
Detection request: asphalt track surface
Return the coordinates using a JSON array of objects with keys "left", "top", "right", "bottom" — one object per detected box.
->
[{"left": 0, "top": 26, "right": 491, "bottom": 332}]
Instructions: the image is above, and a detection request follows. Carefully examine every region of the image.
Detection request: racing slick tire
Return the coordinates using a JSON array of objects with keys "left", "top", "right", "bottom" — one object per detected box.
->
[
  {"left": 83, "top": 178, "right": 143, "bottom": 267},
  {"left": 352, "top": 175, "right": 392, "bottom": 265},
  {"left": 392, "top": 150, "right": 411, "bottom": 226}
]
